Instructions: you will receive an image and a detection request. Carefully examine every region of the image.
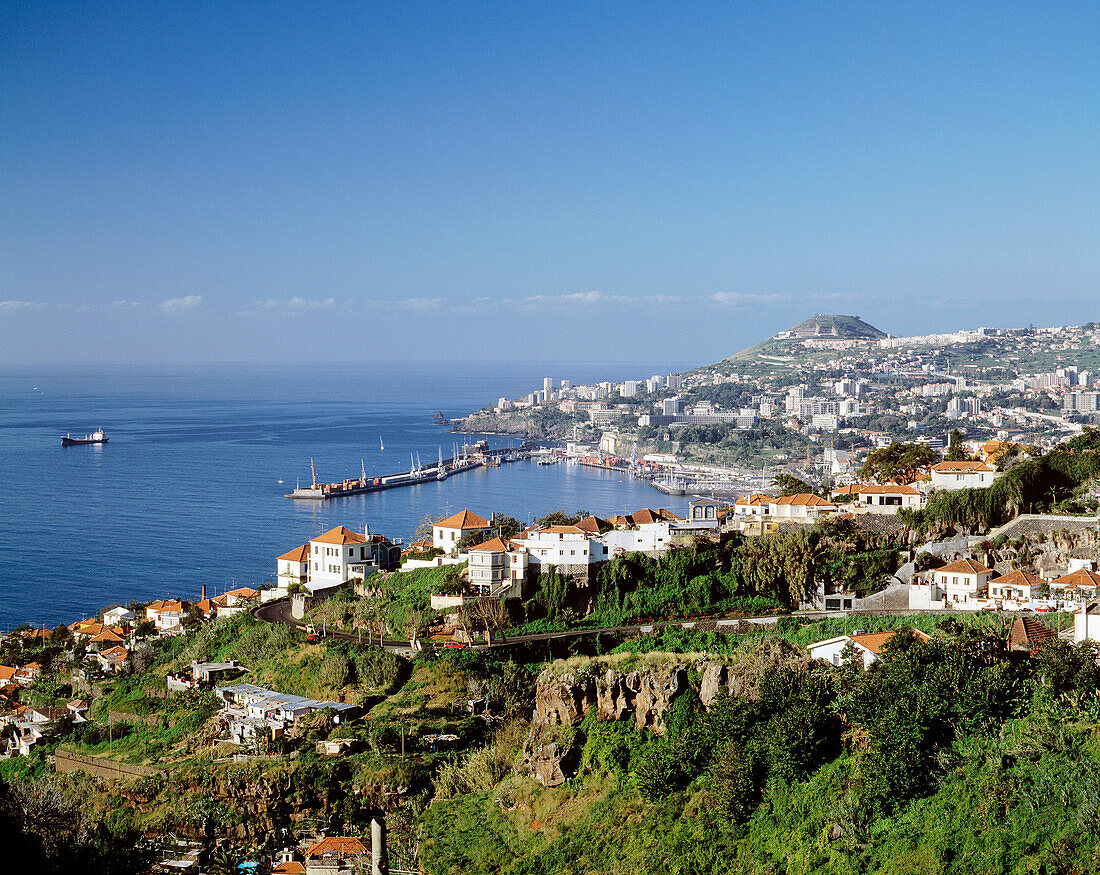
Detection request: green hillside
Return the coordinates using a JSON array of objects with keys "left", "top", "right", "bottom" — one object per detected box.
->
[{"left": 724, "top": 313, "right": 888, "bottom": 362}]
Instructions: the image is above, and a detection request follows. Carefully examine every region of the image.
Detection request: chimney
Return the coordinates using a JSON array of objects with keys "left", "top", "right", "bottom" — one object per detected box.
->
[
  {"left": 201, "top": 584, "right": 207, "bottom": 602},
  {"left": 364, "top": 522, "right": 370, "bottom": 538}
]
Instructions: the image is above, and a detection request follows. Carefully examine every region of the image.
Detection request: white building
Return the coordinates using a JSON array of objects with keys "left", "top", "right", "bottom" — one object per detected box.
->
[
  {"left": 909, "top": 558, "right": 995, "bottom": 610},
  {"left": 277, "top": 544, "right": 311, "bottom": 590},
  {"left": 930, "top": 461, "right": 999, "bottom": 490},
  {"left": 988, "top": 569, "right": 1044, "bottom": 605},
  {"left": 432, "top": 509, "right": 491, "bottom": 553},
  {"left": 464, "top": 536, "right": 527, "bottom": 599},
  {"left": 518, "top": 526, "right": 609, "bottom": 573},
  {"left": 1074, "top": 602, "right": 1100, "bottom": 645},
  {"left": 215, "top": 682, "right": 357, "bottom": 746},
  {"left": 102, "top": 607, "right": 135, "bottom": 625},
  {"left": 307, "top": 527, "right": 378, "bottom": 594},
  {"left": 808, "top": 629, "right": 931, "bottom": 668},
  {"left": 830, "top": 483, "right": 924, "bottom": 513},
  {"left": 733, "top": 493, "right": 837, "bottom": 521}
]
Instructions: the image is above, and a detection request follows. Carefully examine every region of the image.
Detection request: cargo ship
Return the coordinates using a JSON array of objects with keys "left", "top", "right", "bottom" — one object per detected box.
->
[{"left": 62, "top": 428, "right": 108, "bottom": 447}]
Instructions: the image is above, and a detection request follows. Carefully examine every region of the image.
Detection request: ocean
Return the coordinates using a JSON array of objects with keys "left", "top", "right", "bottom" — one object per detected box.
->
[{"left": 0, "top": 361, "right": 690, "bottom": 630}]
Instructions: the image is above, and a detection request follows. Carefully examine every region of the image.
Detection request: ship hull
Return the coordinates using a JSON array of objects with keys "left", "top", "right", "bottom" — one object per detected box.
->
[{"left": 62, "top": 437, "right": 108, "bottom": 446}]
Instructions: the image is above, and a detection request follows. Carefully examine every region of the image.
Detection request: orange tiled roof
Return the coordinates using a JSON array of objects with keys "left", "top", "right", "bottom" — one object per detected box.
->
[
  {"left": 574, "top": 516, "right": 609, "bottom": 535},
  {"left": 1052, "top": 568, "right": 1100, "bottom": 588},
  {"left": 91, "top": 628, "right": 124, "bottom": 644},
  {"left": 312, "top": 526, "right": 367, "bottom": 545},
  {"left": 434, "top": 509, "right": 490, "bottom": 530},
  {"left": 1009, "top": 617, "right": 1056, "bottom": 653},
  {"left": 0, "top": 666, "right": 16, "bottom": 683},
  {"left": 938, "top": 558, "right": 994, "bottom": 575},
  {"left": 305, "top": 836, "right": 369, "bottom": 858},
  {"left": 735, "top": 494, "right": 770, "bottom": 506},
  {"left": 771, "top": 493, "right": 835, "bottom": 507},
  {"left": 832, "top": 483, "right": 920, "bottom": 496},
  {"left": 991, "top": 569, "right": 1045, "bottom": 588},
  {"left": 278, "top": 544, "right": 311, "bottom": 562},
  {"left": 147, "top": 600, "right": 184, "bottom": 613},
  {"left": 851, "top": 629, "right": 931, "bottom": 655},
  {"left": 273, "top": 863, "right": 306, "bottom": 875},
  {"left": 468, "top": 536, "right": 511, "bottom": 552},
  {"left": 932, "top": 461, "right": 994, "bottom": 473},
  {"left": 100, "top": 646, "right": 129, "bottom": 660}
]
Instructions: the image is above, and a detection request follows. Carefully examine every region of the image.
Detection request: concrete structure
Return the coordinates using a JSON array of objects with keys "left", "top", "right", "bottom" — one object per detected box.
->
[
  {"left": 830, "top": 483, "right": 924, "bottom": 512},
  {"left": 1074, "top": 602, "right": 1100, "bottom": 646},
  {"left": 277, "top": 544, "right": 311, "bottom": 590},
  {"left": 432, "top": 509, "right": 491, "bottom": 553},
  {"left": 930, "top": 460, "right": 999, "bottom": 490},
  {"left": 676, "top": 498, "right": 722, "bottom": 531}
]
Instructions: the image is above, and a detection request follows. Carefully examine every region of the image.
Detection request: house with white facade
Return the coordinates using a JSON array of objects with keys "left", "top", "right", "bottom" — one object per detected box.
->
[
  {"left": 517, "top": 525, "right": 609, "bottom": 580},
  {"left": 102, "top": 606, "right": 136, "bottom": 625},
  {"left": 306, "top": 527, "right": 382, "bottom": 594},
  {"left": 145, "top": 600, "right": 187, "bottom": 634},
  {"left": 733, "top": 492, "right": 837, "bottom": 521},
  {"left": 276, "top": 545, "right": 311, "bottom": 590},
  {"left": 930, "top": 461, "right": 999, "bottom": 490},
  {"left": 432, "top": 509, "right": 491, "bottom": 553},
  {"left": 1050, "top": 567, "right": 1100, "bottom": 605},
  {"left": 909, "top": 558, "right": 996, "bottom": 609},
  {"left": 830, "top": 483, "right": 924, "bottom": 513},
  {"left": 676, "top": 499, "right": 722, "bottom": 531},
  {"left": 988, "top": 569, "right": 1044, "bottom": 605},
  {"left": 464, "top": 536, "right": 528, "bottom": 599},
  {"left": 808, "top": 629, "right": 931, "bottom": 667}
]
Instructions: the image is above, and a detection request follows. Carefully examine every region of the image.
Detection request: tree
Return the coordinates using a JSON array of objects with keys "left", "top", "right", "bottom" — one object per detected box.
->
[
  {"left": 412, "top": 514, "right": 436, "bottom": 544},
  {"left": 771, "top": 472, "right": 812, "bottom": 496},
  {"left": 945, "top": 429, "right": 968, "bottom": 461},
  {"left": 533, "top": 510, "right": 589, "bottom": 527},
  {"left": 858, "top": 442, "right": 940, "bottom": 484}
]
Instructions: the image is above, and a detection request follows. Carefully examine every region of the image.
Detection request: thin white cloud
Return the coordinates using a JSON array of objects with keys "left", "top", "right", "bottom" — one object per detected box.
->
[
  {"left": 252, "top": 296, "right": 338, "bottom": 311},
  {"left": 158, "top": 294, "right": 203, "bottom": 311},
  {"left": 110, "top": 299, "right": 145, "bottom": 309},
  {"left": 709, "top": 292, "right": 788, "bottom": 305},
  {"left": 0, "top": 300, "right": 47, "bottom": 312},
  {"left": 390, "top": 297, "right": 443, "bottom": 311}
]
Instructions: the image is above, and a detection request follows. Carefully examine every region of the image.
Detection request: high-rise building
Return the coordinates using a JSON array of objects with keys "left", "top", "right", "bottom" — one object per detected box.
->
[{"left": 666, "top": 373, "right": 682, "bottom": 391}]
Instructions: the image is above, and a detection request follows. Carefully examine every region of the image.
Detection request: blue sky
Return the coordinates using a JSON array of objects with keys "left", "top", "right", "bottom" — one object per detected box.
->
[{"left": 2, "top": 2, "right": 1098, "bottom": 364}]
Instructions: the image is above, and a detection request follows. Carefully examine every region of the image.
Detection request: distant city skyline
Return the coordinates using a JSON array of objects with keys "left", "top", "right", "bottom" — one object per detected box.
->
[{"left": 3, "top": 3, "right": 1099, "bottom": 364}]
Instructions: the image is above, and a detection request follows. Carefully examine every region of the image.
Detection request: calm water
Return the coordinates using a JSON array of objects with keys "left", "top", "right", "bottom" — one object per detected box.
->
[{"left": 0, "top": 362, "right": 689, "bottom": 630}]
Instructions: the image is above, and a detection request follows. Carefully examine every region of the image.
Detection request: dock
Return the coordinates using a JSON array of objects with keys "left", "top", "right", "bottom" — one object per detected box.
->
[{"left": 285, "top": 447, "right": 525, "bottom": 500}]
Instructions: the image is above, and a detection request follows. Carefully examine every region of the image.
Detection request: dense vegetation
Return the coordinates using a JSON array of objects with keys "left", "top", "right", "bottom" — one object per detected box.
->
[{"left": 421, "top": 628, "right": 1100, "bottom": 874}]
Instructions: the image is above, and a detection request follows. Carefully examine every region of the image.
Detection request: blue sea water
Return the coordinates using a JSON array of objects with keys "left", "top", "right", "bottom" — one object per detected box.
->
[{"left": 0, "top": 361, "right": 689, "bottom": 630}]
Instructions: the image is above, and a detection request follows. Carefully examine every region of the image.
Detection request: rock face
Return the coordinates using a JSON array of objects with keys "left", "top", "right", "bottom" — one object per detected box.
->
[
  {"left": 532, "top": 664, "right": 691, "bottom": 734},
  {"left": 516, "top": 740, "right": 579, "bottom": 788}
]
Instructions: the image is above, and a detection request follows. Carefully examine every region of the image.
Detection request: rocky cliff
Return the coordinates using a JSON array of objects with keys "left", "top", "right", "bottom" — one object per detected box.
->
[{"left": 518, "top": 657, "right": 754, "bottom": 786}]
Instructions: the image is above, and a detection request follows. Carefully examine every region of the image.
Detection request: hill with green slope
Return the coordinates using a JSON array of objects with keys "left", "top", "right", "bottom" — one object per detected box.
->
[{"left": 724, "top": 313, "right": 888, "bottom": 362}]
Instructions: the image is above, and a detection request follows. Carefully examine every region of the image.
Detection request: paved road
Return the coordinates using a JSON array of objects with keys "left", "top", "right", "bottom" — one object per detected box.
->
[{"left": 253, "top": 596, "right": 789, "bottom": 653}]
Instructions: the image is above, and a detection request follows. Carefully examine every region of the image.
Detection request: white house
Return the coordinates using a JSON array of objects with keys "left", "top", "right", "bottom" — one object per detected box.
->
[
  {"left": 930, "top": 461, "right": 999, "bottom": 490},
  {"left": 306, "top": 527, "right": 378, "bottom": 594},
  {"left": 277, "top": 544, "right": 311, "bottom": 590},
  {"left": 518, "top": 525, "right": 609, "bottom": 574},
  {"left": 432, "top": 509, "right": 491, "bottom": 553},
  {"left": 988, "top": 569, "right": 1044, "bottom": 605},
  {"left": 910, "top": 558, "right": 995, "bottom": 609},
  {"left": 830, "top": 483, "right": 924, "bottom": 513},
  {"left": 102, "top": 607, "right": 136, "bottom": 625},
  {"left": 465, "top": 536, "right": 528, "bottom": 599},
  {"left": 96, "top": 645, "right": 130, "bottom": 673},
  {"left": 808, "top": 629, "right": 931, "bottom": 667},
  {"left": 1051, "top": 567, "right": 1100, "bottom": 605},
  {"left": 145, "top": 600, "right": 187, "bottom": 634}
]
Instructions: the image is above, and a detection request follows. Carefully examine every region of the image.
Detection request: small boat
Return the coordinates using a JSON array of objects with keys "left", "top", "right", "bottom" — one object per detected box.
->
[{"left": 62, "top": 428, "right": 108, "bottom": 446}]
